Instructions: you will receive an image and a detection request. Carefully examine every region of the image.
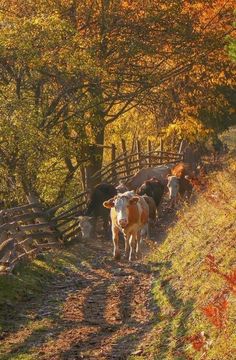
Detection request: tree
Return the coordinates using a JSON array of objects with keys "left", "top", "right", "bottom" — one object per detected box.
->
[{"left": 0, "top": 0, "right": 234, "bottom": 204}]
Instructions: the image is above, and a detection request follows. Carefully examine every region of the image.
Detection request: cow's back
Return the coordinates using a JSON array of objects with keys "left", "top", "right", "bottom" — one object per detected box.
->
[
  {"left": 126, "top": 165, "right": 172, "bottom": 190},
  {"left": 171, "top": 162, "right": 195, "bottom": 178},
  {"left": 86, "top": 183, "right": 117, "bottom": 216}
]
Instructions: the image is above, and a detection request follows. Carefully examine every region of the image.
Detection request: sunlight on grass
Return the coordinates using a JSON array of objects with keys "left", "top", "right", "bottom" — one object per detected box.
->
[{"left": 136, "top": 132, "right": 236, "bottom": 359}]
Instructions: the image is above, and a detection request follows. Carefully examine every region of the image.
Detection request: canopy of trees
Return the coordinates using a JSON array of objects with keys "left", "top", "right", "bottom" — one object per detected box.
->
[{"left": 0, "top": 0, "right": 235, "bottom": 206}]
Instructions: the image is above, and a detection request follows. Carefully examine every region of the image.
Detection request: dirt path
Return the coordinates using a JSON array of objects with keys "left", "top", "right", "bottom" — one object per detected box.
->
[{"left": 1, "top": 205, "right": 176, "bottom": 360}]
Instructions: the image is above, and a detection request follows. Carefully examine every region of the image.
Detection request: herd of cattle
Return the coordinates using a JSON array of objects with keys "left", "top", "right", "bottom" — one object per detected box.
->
[{"left": 77, "top": 162, "right": 204, "bottom": 261}]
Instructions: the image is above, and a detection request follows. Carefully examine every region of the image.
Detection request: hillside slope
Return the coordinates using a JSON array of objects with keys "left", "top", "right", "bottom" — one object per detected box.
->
[{"left": 132, "top": 136, "right": 236, "bottom": 359}]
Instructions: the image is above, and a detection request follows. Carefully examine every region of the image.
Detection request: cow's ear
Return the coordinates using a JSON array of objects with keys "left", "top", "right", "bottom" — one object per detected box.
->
[
  {"left": 129, "top": 196, "right": 139, "bottom": 204},
  {"left": 103, "top": 198, "right": 115, "bottom": 208}
]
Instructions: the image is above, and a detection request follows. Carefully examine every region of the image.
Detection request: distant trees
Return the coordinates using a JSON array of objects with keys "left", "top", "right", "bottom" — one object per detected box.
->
[{"left": 0, "top": 0, "right": 234, "bottom": 205}]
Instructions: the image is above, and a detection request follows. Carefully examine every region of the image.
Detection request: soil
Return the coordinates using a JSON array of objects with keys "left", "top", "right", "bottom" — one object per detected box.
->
[{"left": 1, "top": 205, "right": 177, "bottom": 360}]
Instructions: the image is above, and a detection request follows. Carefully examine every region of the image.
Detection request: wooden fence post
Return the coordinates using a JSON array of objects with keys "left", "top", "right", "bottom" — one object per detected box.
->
[
  {"left": 136, "top": 140, "right": 142, "bottom": 169},
  {"left": 111, "top": 143, "right": 117, "bottom": 183},
  {"left": 121, "top": 139, "right": 130, "bottom": 177},
  {"left": 160, "top": 139, "right": 164, "bottom": 164},
  {"left": 147, "top": 139, "right": 152, "bottom": 167},
  {"left": 80, "top": 165, "right": 86, "bottom": 191},
  {"left": 178, "top": 140, "right": 184, "bottom": 154}
]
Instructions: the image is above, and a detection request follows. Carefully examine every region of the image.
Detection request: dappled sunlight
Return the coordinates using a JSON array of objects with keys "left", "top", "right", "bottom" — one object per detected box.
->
[{"left": 0, "top": 319, "right": 54, "bottom": 359}]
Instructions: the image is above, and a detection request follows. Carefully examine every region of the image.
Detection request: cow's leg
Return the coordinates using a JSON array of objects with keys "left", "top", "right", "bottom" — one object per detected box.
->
[
  {"left": 169, "top": 197, "right": 175, "bottom": 209},
  {"left": 140, "top": 223, "right": 148, "bottom": 240},
  {"left": 136, "top": 231, "right": 142, "bottom": 259},
  {"left": 103, "top": 215, "right": 111, "bottom": 240},
  {"left": 112, "top": 226, "right": 120, "bottom": 260},
  {"left": 129, "top": 232, "right": 137, "bottom": 261},
  {"left": 124, "top": 233, "right": 130, "bottom": 260},
  {"left": 146, "top": 223, "right": 150, "bottom": 239}
]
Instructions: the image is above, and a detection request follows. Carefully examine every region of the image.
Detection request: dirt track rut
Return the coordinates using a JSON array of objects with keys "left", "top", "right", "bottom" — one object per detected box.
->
[
  {"left": 1, "top": 236, "right": 162, "bottom": 360},
  {"left": 1, "top": 201, "right": 177, "bottom": 360}
]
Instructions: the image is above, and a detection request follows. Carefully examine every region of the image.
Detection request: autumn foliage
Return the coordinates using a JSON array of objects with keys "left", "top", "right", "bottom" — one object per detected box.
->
[
  {"left": 188, "top": 254, "right": 236, "bottom": 354},
  {"left": 0, "top": 0, "right": 235, "bottom": 205}
]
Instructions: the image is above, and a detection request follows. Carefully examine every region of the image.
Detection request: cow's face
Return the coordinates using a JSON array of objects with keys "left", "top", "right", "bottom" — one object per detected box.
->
[
  {"left": 78, "top": 216, "right": 94, "bottom": 239},
  {"left": 137, "top": 184, "right": 146, "bottom": 196},
  {"left": 103, "top": 192, "right": 139, "bottom": 228},
  {"left": 116, "top": 183, "right": 129, "bottom": 194},
  {"left": 167, "top": 176, "right": 180, "bottom": 200}
]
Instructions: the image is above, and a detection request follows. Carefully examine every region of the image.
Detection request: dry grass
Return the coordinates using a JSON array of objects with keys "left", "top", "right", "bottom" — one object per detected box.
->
[{"left": 131, "top": 138, "right": 236, "bottom": 359}]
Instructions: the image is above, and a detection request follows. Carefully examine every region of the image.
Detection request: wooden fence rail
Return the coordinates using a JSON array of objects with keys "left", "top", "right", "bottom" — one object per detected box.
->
[
  {"left": 0, "top": 138, "right": 183, "bottom": 274},
  {"left": 0, "top": 202, "right": 61, "bottom": 274},
  {"left": 52, "top": 141, "right": 183, "bottom": 243}
]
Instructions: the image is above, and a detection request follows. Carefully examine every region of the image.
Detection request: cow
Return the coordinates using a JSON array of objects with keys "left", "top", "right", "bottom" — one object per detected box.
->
[
  {"left": 78, "top": 215, "right": 94, "bottom": 240},
  {"left": 167, "top": 163, "right": 195, "bottom": 207},
  {"left": 78, "top": 183, "right": 117, "bottom": 239},
  {"left": 103, "top": 191, "right": 149, "bottom": 261},
  {"left": 137, "top": 178, "right": 165, "bottom": 208},
  {"left": 125, "top": 164, "right": 174, "bottom": 190},
  {"left": 167, "top": 175, "right": 193, "bottom": 207}
]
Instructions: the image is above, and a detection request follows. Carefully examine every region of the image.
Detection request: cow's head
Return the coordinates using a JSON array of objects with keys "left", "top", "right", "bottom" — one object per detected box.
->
[
  {"left": 103, "top": 191, "right": 139, "bottom": 228},
  {"left": 167, "top": 175, "right": 180, "bottom": 201},
  {"left": 116, "top": 181, "right": 129, "bottom": 194},
  {"left": 78, "top": 216, "right": 95, "bottom": 239},
  {"left": 136, "top": 183, "right": 146, "bottom": 196}
]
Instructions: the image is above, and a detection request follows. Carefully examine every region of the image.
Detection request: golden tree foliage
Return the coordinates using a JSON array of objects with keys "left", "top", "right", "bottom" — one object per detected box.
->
[{"left": 0, "top": 0, "right": 234, "bottom": 204}]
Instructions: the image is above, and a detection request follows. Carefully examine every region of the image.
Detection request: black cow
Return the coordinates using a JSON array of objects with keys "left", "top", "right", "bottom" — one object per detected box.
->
[
  {"left": 79, "top": 183, "right": 117, "bottom": 239},
  {"left": 137, "top": 178, "right": 165, "bottom": 208}
]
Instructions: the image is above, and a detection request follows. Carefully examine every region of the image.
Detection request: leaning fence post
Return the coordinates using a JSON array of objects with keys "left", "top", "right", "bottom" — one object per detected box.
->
[
  {"left": 147, "top": 139, "right": 152, "bottom": 167},
  {"left": 160, "top": 139, "right": 164, "bottom": 164},
  {"left": 178, "top": 140, "right": 184, "bottom": 154},
  {"left": 111, "top": 143, "right": 117, "bottom": 183},
  {"left": 136, "top": 140, "right": 142, "bottom": 169},
  {"left": 80, "top": 165, "right": 86, "bottom": 191},
  {"left": 121, "top": 139, "right": 130, "bottom": 177}
]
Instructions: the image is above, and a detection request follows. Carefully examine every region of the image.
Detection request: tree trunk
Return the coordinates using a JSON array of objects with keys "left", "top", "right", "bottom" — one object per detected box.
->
[{"left": 85, "top": 124, "right": 105, "bottom": 189}]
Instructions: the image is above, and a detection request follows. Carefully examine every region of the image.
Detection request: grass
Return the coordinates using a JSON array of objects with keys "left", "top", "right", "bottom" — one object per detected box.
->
[
  {"left": 0, "top": 249, "right": 80, "bottom": 332},
  {"left": 129, "top": 131, "right": 236, "bottom": 359},
  {"left": 0, "top": 242, "right": 93, "bottom": 360}
]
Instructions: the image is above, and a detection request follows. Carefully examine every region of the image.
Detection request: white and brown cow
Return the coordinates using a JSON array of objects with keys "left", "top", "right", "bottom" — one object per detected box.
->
[
  {"left": 103, "top": 191, "right": 149, "bottom": 261},
  {"left": 167, "top": 163, "right": 195, "bottom": 207}
]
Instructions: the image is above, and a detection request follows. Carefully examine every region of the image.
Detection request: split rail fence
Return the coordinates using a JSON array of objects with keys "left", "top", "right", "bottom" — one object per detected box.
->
[{"left": 0, "top": 139, "right": 183, "bottom": 274}]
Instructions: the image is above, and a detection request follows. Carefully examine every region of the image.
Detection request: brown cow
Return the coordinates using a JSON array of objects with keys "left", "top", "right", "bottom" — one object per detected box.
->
[{"left": 103, "top": 191, "right": 149, "bottom": 261}]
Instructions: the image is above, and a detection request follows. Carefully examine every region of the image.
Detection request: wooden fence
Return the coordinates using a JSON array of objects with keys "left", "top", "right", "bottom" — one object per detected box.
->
[
  {"left": 50, "top": 139, "right": 183, "bottom": 244},
  {"left": 0, "top": 202, "right": 61, "bottom": 274},
  {"left": 0, "top": 139, "right": 183, "bottom": 275},
  {"left": 88, "top": 139, "right": 183, "bottom": 186}
]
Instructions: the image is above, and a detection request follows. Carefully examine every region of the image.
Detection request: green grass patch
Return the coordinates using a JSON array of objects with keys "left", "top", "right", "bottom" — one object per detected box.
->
[{"left": 0, "top": 249, "right": 79, "bottom": 332}]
